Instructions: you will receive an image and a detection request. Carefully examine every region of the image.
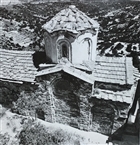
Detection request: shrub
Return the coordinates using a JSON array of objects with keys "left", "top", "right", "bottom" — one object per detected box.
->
[
  {"left": 0, "top": 133, "right": 10, "bottom": 145},
  {"left": 19, "top": 119, "right": 81, "bottom": 145}
]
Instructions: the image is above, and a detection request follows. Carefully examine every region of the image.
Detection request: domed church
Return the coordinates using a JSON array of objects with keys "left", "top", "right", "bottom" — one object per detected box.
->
[
  {"left": 42, "top": 5, "right": 99, "bottom": 65},
  {"left": 0, "top": 5, "right": 139, "bottom": 138}
]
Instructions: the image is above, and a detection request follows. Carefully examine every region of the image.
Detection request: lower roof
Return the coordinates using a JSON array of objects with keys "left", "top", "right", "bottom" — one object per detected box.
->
[
  {"left": 89, "top": 56, "right": 134, "bottom": 85},
  {"left": 0, "top": 49, "right": 37, "bottom": 83},
  {"left": 0, "top": 49, "right": 134, "bottom": 86},
  {"left": 0, "top": 49, "right": 137, "bottom": 104},
  {"left": 92, "top": 81, "right": 137, "bottom": 104}
]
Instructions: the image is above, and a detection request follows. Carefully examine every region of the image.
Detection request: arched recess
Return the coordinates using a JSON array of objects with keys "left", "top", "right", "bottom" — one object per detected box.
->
[
  {"left": 91, "top": 103, "right": 117, "bottom": 135},
  {"left": 44, "top": 32, "right": 54, "bottom": 62},
  {"left": 35, "top": 108, "right": 45, "bottom": 120},
  {"left": 56, "top": 38, "right": 72, "bottom": 62},
  {"left": 51, "top": 77, "right": 80, "bottom": 128},
  {"left": 82, "top": 37, "right": 93, "bottom": 61},
  {"left": 51, "top": 77, "right": 74, "bottom": 96}
]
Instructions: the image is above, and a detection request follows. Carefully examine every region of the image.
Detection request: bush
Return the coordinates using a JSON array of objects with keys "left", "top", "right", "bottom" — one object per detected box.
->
[
  {"left": 0, "top": 133, "right": 10, "bottom": 145},
  {"left": 19, "top": 119, "right": 81, "bottom": 145}
]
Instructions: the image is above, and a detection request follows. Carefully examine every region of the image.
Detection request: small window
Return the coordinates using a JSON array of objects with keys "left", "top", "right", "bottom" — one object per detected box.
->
[
  {"left": 57, "top": 39, "right": 72, "bottom": 62},
  {"left": 62, "top": 44, "right": 68, "bottom": 58},
  {"left": 36, "top": 108, "right": 45, "bottom": 120}
]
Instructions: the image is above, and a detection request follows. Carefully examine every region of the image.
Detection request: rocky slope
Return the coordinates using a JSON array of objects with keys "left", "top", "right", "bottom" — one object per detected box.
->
[
  {"left": 0, "top": 1, "right": 140, "bottom": 53},
  {"left": 0, "top": 0, "right": 21, "bottom": 6}
]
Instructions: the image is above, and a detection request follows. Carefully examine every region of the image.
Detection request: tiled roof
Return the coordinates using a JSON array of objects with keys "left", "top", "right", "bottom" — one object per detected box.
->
[
  {"left": 92, "top": 81, "right": 137, "bottom": 104},
  {"left": 0, "top": 49, "right": 37, "bottom": 83},
  {"left": 133, "top": 67, "right": 140, "bottom": 80},
  {"left": 0, "top": 49, "right": 134, "bottom": 86},
  {"left": 42, "top": 5, "right": 99, "bottom": 33},
  {"left": 37, "top": 56, "right": 134, "bottom": 85},
  {"left": 36, "top": 64, "right": 95, "bottom": 84},
  {"left": 0, "top": 49, "right": 136, "bottom": 104},
  {"left": 94, "top": 56, "right": 134, "bottom": 85},
  {"left": 36, "top": 66, "right": 62, "bottom": 77}
]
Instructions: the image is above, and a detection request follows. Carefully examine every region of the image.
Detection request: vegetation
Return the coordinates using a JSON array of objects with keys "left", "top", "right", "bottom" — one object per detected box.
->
[
  {"left": 19, "top": 119, "right": 81, "bottom": 145},
  {"left": 0, "top": 1, "right": 140, "bottom": 51}
]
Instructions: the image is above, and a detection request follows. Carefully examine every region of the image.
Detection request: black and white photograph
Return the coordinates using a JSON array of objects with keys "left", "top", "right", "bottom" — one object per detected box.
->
[{"left": 0, "top": 0, "right": 140, "bottom": 144}]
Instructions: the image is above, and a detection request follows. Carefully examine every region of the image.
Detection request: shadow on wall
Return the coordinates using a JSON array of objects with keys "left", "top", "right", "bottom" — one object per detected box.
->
[
  {"left": 52, "top": 76, "right": 80, "bottom": 128},
  {"left": 91, "top": 104, "right": 115, "bottom": 135},
  {"left": 53, "top": 78, "right": 80, "bottom": 116},
  {"left": 32, "top": 51, "right": 52, "bottom": 68},
  {"left": 0, "top": 83, "right": 19, "bottom": 106}
]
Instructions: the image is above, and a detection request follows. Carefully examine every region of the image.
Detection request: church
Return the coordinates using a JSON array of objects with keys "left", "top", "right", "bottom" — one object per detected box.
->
[{"left": 0, "top": 5, "right": 139, "bottom": 137}]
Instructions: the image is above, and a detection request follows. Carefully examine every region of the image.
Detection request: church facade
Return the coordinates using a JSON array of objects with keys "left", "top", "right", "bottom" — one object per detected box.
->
[{"left": 0, "top": 5, "right": 139, "bottom": 136}]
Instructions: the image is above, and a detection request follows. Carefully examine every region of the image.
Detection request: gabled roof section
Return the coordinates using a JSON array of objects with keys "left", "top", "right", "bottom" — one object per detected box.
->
[
  {"left": 92, "top": 81, "right": 137, "bottom": 104},
  {"left": 42, "top": 5, "right": 99, "bottom": 34},
  {"left": 36, "top": 65, "right": 95, "bottom": 84},
  {"left": 37, "top": 57, "right": 134, "bottom": 85},
  {"left": 0, "top": 49, "right": 37, "bottom": 83},
  {"left": 0, "top": 49, "right": 134, "bottom": 86},
  {"left": 94, "top": 56, "right": 134, "bottom": 85}
]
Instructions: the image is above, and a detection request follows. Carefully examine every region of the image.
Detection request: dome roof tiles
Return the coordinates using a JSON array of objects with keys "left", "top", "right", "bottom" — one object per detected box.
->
[{"left": 42, "top": 5, "right": 99, "bottom": 33}]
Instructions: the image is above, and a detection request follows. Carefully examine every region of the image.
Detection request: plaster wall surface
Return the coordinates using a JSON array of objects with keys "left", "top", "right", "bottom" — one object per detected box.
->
[{"left": 71, "top": 33, "right": 97, "bottom": 64}]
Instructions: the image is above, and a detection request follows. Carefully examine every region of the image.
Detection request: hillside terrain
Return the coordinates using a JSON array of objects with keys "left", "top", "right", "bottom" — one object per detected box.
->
[
  {"left": 0, "top": 0, "right": 21, "bottom": 6},
  {"left": 0, "top": 1, "right": 140, "bottom": 72},
  {"left": 0, "top": 1, "right": 140, "bottom": 53}
]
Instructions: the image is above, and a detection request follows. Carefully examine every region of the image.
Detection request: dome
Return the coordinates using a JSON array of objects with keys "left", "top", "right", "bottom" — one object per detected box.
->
[{"left": 42, "top": 5, "right": 99, "bottom": 34}]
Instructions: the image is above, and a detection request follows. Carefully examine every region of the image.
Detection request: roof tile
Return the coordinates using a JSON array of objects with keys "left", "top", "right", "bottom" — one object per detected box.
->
[
  {"left": 0, "top": 49, "right": 37, "bottom": 83},
  {"left": 42, "top": 5, "right": 99, "bottom": 33},
  {"left": 94, "top": 56, "right": 133, "bottom": 85},
  {"left": 0, "top": 49, "right": 134, "bottom": 85}
]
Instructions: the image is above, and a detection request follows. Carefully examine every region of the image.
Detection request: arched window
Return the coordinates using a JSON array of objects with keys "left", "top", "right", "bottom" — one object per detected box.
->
[
  {"left": 57, "top": 39, "right": 72, "bottom": 62},
  {"left": 62, "top": 44, "right": 68, "bottom": 58}
]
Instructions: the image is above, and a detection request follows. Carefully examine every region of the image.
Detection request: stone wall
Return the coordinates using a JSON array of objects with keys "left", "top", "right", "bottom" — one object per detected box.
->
[
  {"left": 2, "top": 71, "right": 92, "bottom": 131},
  {"left": 11, "top": 81, "right": 53, "bottom": 122},
  {"left": 0, "top": 71, "right": 132, "bottom": 135},
  {"left": 39, "top": 72, "right": 92, "bottom": 130},
  {"left": 0, "top": 81, "right": 20, "bottom": 105},
  {"left": 89, "top": 97, "right": 130, "bottom": 135}
]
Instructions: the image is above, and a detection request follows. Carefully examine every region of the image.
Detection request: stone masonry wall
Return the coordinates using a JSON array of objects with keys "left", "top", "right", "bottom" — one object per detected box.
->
[
  {"left": 0, "top": 71, "right": 131, "bottom": 135},
  {"left": 89, "top": 97, "right": 130, "bottom": 135},
  {"left": 41, "top": 72, "right": 92, "bottom": 131}
]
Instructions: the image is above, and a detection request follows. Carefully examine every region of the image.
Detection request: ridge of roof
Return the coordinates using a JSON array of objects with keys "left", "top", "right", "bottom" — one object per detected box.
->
[
  {"left": 42, "top": 5, "right": 99, "bottom": 33},
  {"left": 0, "top": 49, "right": 135, "bottom": 85}
]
